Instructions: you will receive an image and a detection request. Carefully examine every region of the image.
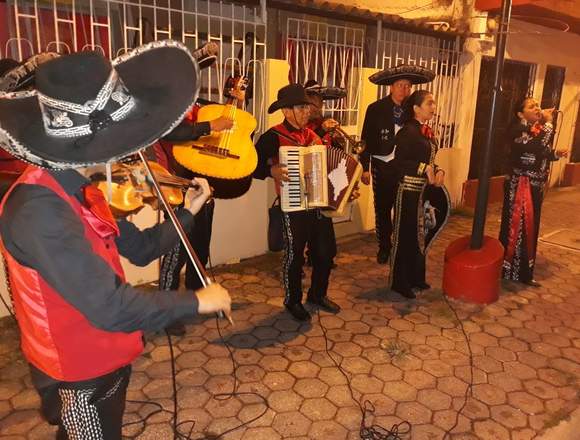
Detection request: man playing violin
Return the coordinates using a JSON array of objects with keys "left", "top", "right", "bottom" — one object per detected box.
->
[
  {"left": 0, "top": 43, "right": 232, "bottom": 439},
  {"left": 254, "top": 83, "right": 340, "bottom": 322}
]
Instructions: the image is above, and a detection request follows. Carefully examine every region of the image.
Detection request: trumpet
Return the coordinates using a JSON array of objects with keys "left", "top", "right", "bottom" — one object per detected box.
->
[{"left": 331, "top": 125, "right": 366, "bottom": 155}]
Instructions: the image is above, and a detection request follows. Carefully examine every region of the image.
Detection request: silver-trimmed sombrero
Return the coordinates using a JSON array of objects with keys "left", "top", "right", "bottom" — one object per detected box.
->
[
  {"left": 304, "top": 80, "right": 347, "bottom": 101},
  {"left": 0, "top": 40, "right": 200, "bottom": 170},
  {"left": 369, "top": 64, "right": 435, "bottom": 86}
]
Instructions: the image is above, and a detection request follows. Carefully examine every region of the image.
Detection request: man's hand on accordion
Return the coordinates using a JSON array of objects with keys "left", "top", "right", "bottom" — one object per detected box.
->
[
  {"left": 349, "top": 183, "right": 361, "bottom": 202},
  {"left": 271, "top": 163, "right": 290, "bottom": 184}
]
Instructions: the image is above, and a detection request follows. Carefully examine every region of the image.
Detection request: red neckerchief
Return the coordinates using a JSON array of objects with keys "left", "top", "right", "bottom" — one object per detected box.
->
[
  {"left": 529, "top": 122, "right": 542, "bottom": 137},
  {"left": 421, "top": 124, "right": 434, "bottom": 139},
  {"left": 82, "top": 185, "right": 120, "bottom": 237}
]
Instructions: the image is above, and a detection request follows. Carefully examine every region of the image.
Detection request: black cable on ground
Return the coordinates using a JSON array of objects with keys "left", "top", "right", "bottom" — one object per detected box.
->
[
  {"left": 316, "top": 308, "right": 411, "bottom": 440},
  {"left": 441, "top": 294, "right": 474, "bottom": 440},
  {"left": 122, "top": 203, "right": 269, "bottom": 439}
]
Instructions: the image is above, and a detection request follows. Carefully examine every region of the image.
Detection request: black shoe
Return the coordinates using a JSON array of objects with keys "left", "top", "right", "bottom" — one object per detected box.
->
[
  {"left": 285, "top": 303, "right": 312, "bottom": 321},
  {"left": 307, "top": 297, "right": 341, "bottom": 314},
  {"left": 523, "top": 279, "right": 542, "bottom": 287},
  {"left": 414, "top": 282, "right": 431, "bottom": 291},
  {"left": 165, "top": 322, "right": 186, "bottom": 337},
  {"left": 392, "top": 287, "right": 416, "bottom": 299},
  {"left": 377, "top": 250, "right": 390, "bottom": 265}
]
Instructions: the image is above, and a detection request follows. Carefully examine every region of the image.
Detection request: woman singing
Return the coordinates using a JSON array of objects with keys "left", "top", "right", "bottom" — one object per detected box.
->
[
  {"left": 499, "top": 97, "right": 568, "bottom": 286},
  {"left": 389, "top": 90, "right": 445, "bottom": 299}
]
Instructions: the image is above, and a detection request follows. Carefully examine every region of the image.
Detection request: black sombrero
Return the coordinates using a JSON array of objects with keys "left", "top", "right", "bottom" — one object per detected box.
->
[
  {"left": 0, "top": 40, "right": 200, "bottom": 170},
  {"left": 304, "top": 79, "right": 346, "bottom": 101},
  {"left": 369, "top": 64, "right": 435, "bottom": 86},
  {"left": 0, "top": 52, "right": 60, "bottom": 93},
  {"left": 268, "top": 83, "right": 310, "bottom": 114}
]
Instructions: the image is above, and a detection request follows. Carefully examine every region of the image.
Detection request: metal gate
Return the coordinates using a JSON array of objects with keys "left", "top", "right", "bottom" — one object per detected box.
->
[
  {"left": 284, "top": 17, "right": 365, "bottom": 126},
  {"left": 2, "top": 0, "right": 268, "bottom": 133},
  {"left": 377, "top": 28, "right": 463, "bottom": 149}
]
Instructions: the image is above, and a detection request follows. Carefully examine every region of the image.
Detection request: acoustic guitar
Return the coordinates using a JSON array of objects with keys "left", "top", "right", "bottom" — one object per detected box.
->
[{"left": 172, "top": 76, "right": 258, "bottom": 199}]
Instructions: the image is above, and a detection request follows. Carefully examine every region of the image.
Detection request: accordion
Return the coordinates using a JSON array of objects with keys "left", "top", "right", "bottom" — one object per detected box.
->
[{"left": 279, "top": 145, "right": 362, "bottom": 216}]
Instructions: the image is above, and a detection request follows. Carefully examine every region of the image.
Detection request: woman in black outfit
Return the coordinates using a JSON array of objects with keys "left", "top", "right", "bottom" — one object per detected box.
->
[
  {"left": 499, "top": 97, "right": 567, "bottom": 286},
  {"left": 389, "top": 90, "right": 444, "bottom": 299}
]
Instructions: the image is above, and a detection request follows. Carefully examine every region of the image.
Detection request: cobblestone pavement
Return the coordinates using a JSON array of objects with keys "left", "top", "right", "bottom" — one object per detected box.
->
[{"left": 1, "top": 187, "right": 579, "bottom": 440}]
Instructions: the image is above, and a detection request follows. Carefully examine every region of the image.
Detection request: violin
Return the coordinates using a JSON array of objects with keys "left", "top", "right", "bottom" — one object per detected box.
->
[{"left": 91, "top": 161, "right": 197, "bottom": 217}]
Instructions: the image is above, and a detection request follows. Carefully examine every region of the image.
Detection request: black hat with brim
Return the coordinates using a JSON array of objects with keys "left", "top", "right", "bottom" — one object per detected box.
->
[
  {"left": 0, "top": 52, "right": 60, "bottom": 93},
  {"left": 268, "top": 83, "right": 310, "bottom": 114},
  {"left": 369, "top": 64, "right": 435, "bottom": 86},
  {"left": 0, "top": 40, "right": 200, "bottom": 170},
  {"left": 304, "top": 80, "right": 347, "bottom": 101}
]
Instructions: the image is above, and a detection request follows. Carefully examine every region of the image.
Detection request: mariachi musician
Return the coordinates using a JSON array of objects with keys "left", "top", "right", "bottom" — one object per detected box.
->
[
  {"left": 0, "top": 42, "right": 231, "bottom": 439},
  {"left": 361, "top": 65, "right": 435, "bottom": 264},
  {"left": 389, "top": 89, "right": 450, "bottom": 299},
  {"left": 254, "top": 84, "right": 340, "bottom": 322}
]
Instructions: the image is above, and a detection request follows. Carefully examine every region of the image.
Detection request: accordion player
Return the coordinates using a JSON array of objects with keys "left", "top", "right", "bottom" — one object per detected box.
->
[{"left": 279, "top": 145, "right": 362, "bottom": 216}]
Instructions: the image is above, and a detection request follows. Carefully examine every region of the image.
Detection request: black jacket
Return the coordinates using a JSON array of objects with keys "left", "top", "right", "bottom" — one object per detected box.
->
[
  {"left": 360, "top": 95, "right": 398, "bottom": 171},
  {"left": 506, "top": 121, "right": 557, "bottom": 175},
  {"left": 394, "top": 119, "right": 435, "bottom": 178}
]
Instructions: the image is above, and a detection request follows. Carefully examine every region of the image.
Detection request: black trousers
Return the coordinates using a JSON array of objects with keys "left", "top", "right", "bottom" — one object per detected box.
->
[
  {"left": 160, "top": 200, "right": 215, "bottom": 292},
  {"left": 371, "top": 158, "right": 399, "bottom": 254},
  {"left": 37, "top": 365, "right": 131, "bottom": 440},
  {"left": 282, "top": 210, "right": 337, "bottom": 305},
  {"left": 389, "top": 183, "right": 426, "bottom": 292}
]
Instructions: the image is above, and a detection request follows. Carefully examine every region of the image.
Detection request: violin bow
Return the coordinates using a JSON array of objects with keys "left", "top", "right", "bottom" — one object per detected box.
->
[{"left": 137, "top": 151, "right": 233, "bottom": 325}]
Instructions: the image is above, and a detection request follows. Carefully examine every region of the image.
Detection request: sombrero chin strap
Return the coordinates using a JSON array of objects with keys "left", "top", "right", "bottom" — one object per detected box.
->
[{"left": 37, "top": 69, "right": 135, "bottom": 138}]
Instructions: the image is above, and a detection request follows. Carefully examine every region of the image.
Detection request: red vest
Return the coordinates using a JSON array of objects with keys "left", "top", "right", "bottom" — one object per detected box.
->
[
  {"left": 0, "top": 168, "right": 143, "bottom": 381},
  {"left": 272, "top": 123, "right": 322, "bottom": 195}
]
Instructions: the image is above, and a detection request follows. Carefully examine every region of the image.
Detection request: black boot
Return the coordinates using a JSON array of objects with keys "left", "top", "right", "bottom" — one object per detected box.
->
[
  {"left": 522, "top": 279, "right": 541, "bottom": 287},
  {"left": 307, "top": 296, "right": 341, "bottom": 314},
  {"left": 377, "top": 249, "right": 390, "bottom": 265},
  {"left": 285, "top": 303, "right": 312, "bottom": 321},
  {"left": 392, "top": 287, "right": 416, "bottom": 299}
]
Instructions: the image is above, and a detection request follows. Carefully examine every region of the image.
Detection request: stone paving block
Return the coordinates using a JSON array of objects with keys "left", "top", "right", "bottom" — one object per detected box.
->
[
  {"left": 432, "top": 409, "right": 472, "bottom": 433},
  {"left": 404, "top": 370, "right": 436, "bottom": 390},
  {"left": 263, "top": 372, "right": 296, "bottom": 391},
  {"left": 460, "top": 397, "right": 491, "bottom": 421},
  {"left": 417, "top": 389, "right": 452, "bottom": 411},
  {"left": 523, "top": 379, "right": 559, "bottom": 400},
  {"left": 395, "top": 401, "right": 432, "bottom": 424},
  {"left": 490, "top": 404, "right": 528, "bottom": 429},
  {"left": 326, "top": 385, "right": 354, "bottom": 408},
  {"left": 308, "top": 420, "right": 348, "bottom": 439},
  {"left": 411, "top": 423, "right": 446, "bottom": 440},
  {"left": 472, "top": 383, "right": 507, "bottom": 406},
  {"left": 474, "top": 419, "right": 511, "bottom": 440},
  {"left": 272, "top": 411, "right": 311, "bottom": 437},
  {"left": 383, "top": 380, "right": 418, "bottom": 402},
  {"left": 300, "top": 397, "right": 337, "bottom": 421},
  {"left": 508, "top": 391, "right": 545, "bottom": 415},
  {"left": 488, "top": 372, "right": 523, "bottom": 393}
]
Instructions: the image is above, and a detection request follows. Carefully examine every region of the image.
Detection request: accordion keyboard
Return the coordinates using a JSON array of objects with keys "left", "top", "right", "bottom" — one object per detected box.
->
[{"left": 280, "top": 148, "right": 302, "bottom": 212}]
